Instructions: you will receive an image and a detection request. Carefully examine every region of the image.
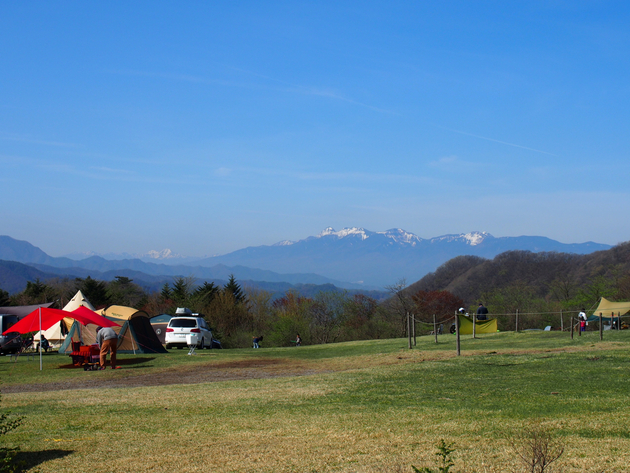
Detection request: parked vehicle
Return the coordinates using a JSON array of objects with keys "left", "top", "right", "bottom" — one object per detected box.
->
[
  {"left": 164, "top": 308, "right": 214, "bottom": 349},
  {"left": 0, "top": 315, "right": 22, "bottom": 354}
]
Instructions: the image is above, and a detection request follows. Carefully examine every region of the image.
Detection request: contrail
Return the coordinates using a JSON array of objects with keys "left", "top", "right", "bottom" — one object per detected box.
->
[{"left": 440, "top": 126, "right": 558, "bottom": 156}]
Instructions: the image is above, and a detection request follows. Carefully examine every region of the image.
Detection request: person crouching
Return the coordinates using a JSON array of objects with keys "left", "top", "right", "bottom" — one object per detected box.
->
[{"left": 96, "top": 326, "right": 120, "bottom": 370}]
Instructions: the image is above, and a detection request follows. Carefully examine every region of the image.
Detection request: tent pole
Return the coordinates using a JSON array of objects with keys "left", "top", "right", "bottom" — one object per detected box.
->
[
  {"left": 39, "top": 307, "right": 43, "bottom": 371},
  {"left": 130, "top": 324, "right": 137, "bottom": 355}
]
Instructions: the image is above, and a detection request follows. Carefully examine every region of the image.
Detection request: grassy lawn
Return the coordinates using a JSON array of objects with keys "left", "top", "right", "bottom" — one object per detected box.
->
[{"left": 2, "top": 331, "right": 630, "bottom": 472}]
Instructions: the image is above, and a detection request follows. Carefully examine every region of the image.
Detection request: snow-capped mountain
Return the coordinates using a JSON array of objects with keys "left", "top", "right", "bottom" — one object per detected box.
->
[
  {"left": 0, "top": 229, "right": 613, "bottom": 289},
  {"left": 63, "top": 248, "right": 187, "bottom": 262},
  {"left": 195, "top": 227, "right": 611, "bottom": 287},
  {"left": 312, "top": 227, "right": 423, "bottom": 245}
]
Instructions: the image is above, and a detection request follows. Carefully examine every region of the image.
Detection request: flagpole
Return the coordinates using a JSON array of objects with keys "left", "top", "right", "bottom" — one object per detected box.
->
[{"left": 39, "top": 307, "right": 43, "bottom": 371}]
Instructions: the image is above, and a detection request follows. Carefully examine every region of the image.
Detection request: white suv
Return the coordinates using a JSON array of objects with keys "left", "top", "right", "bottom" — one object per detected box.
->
[{"left": 165, "top": 315, "right": 214, "bottom": 349}]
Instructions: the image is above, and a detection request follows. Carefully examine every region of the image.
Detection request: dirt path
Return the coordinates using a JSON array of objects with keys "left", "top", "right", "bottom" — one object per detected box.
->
[{"left": 3, "top": 358, "right": 329, "bottom": 394}]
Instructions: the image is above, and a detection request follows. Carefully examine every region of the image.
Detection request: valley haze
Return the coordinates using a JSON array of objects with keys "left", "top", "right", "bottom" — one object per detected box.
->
[{"left": 0, "top": 227, "right": 611, "bottom": 289}]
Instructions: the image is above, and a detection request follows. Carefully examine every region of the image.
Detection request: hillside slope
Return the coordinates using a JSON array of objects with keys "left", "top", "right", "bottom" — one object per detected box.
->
[{"left": 407, "top": 242, "right": 630, "bottom": 303}]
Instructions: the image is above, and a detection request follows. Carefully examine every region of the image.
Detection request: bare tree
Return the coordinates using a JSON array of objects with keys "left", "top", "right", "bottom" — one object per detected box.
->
[
  {"left": 384, "top": 278, "right": 413, "bottom": 336},
  {"left": 509, "top": 422, "right": 564, "bottom": 473}
]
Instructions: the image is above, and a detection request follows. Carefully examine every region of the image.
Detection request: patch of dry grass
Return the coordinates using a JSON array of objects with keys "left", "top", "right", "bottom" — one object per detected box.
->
[{"left": 3, "top": 333, "right": 630, "bottom": 472}]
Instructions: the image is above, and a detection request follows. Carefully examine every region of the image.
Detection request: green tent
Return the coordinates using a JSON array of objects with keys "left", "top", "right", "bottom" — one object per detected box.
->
[{"left": 457, "top": 314, "right": 498, "bottom": 335}]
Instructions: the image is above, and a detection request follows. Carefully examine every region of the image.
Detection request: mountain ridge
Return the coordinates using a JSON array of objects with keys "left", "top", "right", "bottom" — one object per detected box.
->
[{"left": 0, "top": 230, "right": 613, "bottom": 288}]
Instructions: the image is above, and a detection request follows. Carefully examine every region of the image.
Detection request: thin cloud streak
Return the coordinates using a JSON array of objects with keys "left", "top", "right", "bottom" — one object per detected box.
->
[
  {"left": 438, "top": 126, "right": 558, "bottom": 156},
  {"left": 237, "top": 166, "right": 434, "bottom": 185},
  {"left": 0, "top": 133, "right": 79, "bottom": 148},
  {"left": 231, "top": 65, "right": 398, "bottom": 114},
  {"left": 113, "top": 65, "right": 398, "bottom": 115}
]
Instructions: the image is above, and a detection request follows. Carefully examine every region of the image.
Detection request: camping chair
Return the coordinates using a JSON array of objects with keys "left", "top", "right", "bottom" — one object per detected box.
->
[{"left": 186, "top": 334, "right": 199, "bottom": 356}]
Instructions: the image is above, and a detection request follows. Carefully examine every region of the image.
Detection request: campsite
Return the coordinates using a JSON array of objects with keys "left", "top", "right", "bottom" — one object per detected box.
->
[{"left": 2, "top": 327, "right": 630, "bottom": 472}]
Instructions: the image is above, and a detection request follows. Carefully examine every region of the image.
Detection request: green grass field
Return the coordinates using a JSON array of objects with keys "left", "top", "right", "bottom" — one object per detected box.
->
[{"left": 2, "top": 331, "right": 630, "bottom": 472}]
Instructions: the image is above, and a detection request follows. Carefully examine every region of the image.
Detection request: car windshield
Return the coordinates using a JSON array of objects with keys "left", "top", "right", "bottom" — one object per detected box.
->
[{"left": 170, "top": 319, "right": 197, "bottom": 328}]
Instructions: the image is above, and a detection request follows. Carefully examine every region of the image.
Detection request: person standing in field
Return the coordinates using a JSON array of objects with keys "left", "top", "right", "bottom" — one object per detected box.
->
[
  {"left": 295, "top": 333, "right": 302, "bottom": 346},
  {"left": 578, "top": 309, "right": 587, "bottom": 332},
  {"left": 96, "top": 326, "right": 120, "bottom": 370}
]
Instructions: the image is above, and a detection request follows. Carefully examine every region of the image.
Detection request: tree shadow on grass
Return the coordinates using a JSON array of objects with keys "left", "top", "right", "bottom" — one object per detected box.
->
[{"left": 14, "top": 449, "right": 73, "bottom": 470}]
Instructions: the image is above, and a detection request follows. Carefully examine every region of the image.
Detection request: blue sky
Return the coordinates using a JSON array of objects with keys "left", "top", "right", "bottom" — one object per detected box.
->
[{"left": 2, "top": 1, "right": 629, "bottom": 257}]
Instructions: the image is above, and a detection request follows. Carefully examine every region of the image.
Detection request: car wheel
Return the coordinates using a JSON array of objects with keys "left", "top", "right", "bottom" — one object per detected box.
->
[
  {"left": 165, "top": 344, "right": 171, "bottom": 349},
  {"left": 199, "top": 338, "right": 205, "bottom": 349}
]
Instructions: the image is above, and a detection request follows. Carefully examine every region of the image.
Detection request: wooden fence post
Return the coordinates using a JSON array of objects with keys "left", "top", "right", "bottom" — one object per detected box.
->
[
  {"left": 515, "top": 309, "right": 519, "bottom": 332},
  {"left": 413, "top": 314, "right": 416, "bottom": 346},
  {"left": 599, "top": 312, "right": 603, "bottom": 341},
  {"left": 560, "top": 310, "right": 563, "bottom": 331},
  {"left": 472, "top": 310, "right": 476, "bottom": 339},
  {"left": 570, "top": 317, "right": 573, "bottom": 340},
  {"left": 433, "top": 314, "right": 438, "bottom": 344},
  {"left": 456, "top": 313, "right": 461, "bottom": 356},
  {"left": 407, "top": 312, "right": 412, "bottom": 349}
]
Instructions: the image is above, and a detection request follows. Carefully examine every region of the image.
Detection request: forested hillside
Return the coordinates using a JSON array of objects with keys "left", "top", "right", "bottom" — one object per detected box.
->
[{"left": 406, "top": 242, "right": 630, "bottom": 315}]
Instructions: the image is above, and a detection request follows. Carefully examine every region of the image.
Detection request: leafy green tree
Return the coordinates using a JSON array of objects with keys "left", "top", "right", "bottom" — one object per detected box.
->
[
  {"left": 269, "top": 291, "right": 312, "bottom": 347},
  {"left": 481, "top": 283, "right": 549, "bottom": 330},
  {"left": 342, "top": 294, "right": 380, "bottom": 340},
  {"left": 246, "top": 287, "right": 273, "bottom": 336},
  {"left": 615, "top": 274, "right": 630, "bottom": 300},
  {"left": 204, "top": 290, "right": 252, "bottom": 347},
  {"left": 548, "top": 277, "right": 577, "bottom": 309},
  {"left": 570, "top": 276, "right": 616, "bottom": 313}
]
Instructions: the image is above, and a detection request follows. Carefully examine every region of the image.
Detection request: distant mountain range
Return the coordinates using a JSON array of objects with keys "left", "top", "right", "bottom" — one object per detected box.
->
[
  {"left": 0, "top": 229, "right": 613, "bottom": 291},
  {"left": 191, "top": 228, "right": 611, "bottom": 287}
]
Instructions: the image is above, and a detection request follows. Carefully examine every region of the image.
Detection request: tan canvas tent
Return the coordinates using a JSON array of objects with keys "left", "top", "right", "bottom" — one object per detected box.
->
[
  {"left": 591, "top": 297, "right": 630, "bottom": 316},
  {"left": 59, "top": 304, "right": 167, "bottom": 354}
]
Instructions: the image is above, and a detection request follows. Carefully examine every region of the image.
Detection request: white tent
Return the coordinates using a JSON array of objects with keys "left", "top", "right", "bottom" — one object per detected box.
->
[
  {"left": 63, "top": 290, "right": 96, "bottom": 311},
  {"left": 33, "top": 290, "right": 95, "bottom": 345}
]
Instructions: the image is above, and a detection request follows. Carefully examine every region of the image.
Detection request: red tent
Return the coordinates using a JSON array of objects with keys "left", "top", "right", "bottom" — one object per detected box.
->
[
  {"left": 70, "top": 306, "right": 120, "bottom": 328},
  {"left": 3, "top": 307, "right": 119, "bottom": 335}
]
